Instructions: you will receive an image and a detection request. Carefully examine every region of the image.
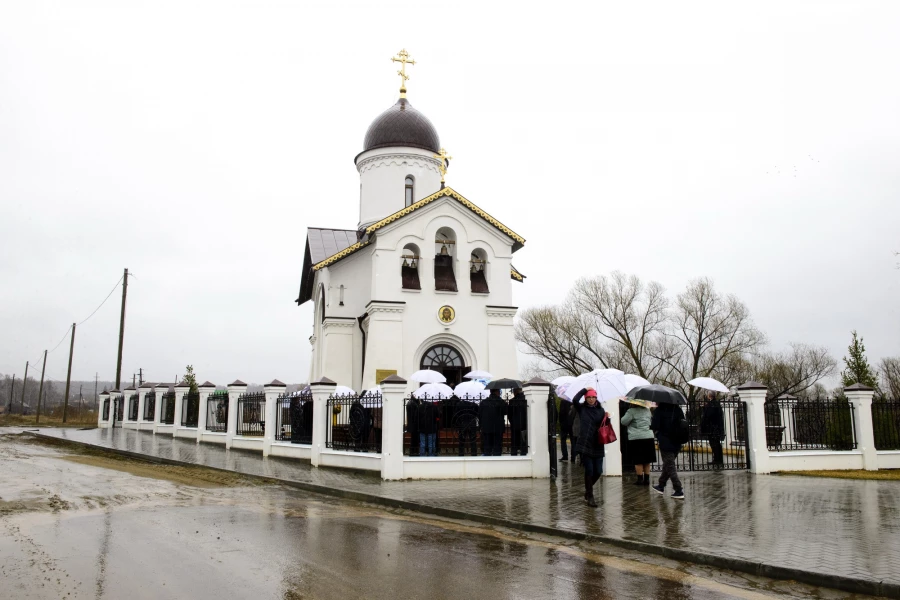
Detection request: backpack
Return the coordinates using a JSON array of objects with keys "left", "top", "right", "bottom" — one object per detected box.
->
[{"left": 670, "top": 409, "right": 690, "bottom": 445}]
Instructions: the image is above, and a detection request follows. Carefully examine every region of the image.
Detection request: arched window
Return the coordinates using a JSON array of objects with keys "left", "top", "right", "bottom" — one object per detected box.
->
[
  {"left": 434, "top": 227, "right": 458, "bottom": 292},
  {"left": 420, "top": 344, "right": 467, "bottom": 388},
  {"left": 470, "top": 248, "right": 489, "bottom": 293},
  {"left": 405, "top": 176, "right": 415, "bottom": 207},
  {"left": 401, "top": 243, "right": 421, "bottom": 290}
]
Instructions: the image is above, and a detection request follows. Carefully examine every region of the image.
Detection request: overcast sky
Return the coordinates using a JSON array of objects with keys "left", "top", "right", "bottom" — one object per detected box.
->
[{"left": 1, "top": 1, "right": 898, "bottom": 388}]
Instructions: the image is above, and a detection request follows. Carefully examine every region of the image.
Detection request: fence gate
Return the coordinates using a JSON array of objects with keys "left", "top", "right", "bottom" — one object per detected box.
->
[{"left": 642, "top": 396, "right": 750, "bottom": 472}]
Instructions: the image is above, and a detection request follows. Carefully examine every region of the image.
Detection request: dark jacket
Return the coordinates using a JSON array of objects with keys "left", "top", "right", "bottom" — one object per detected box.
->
[
  {"left": 509, "top": 392, "right": 528, "bottom": 431},
  {"left": 574, "top": 401, "right": 607, "bottom": 458},
  {"left": 651, "top": 403, "right": 685, "bottom": 453},
  {"left": 479, "top": 393, "right": 507, "bottom": 434},
  {"left": 700, "top": 399, "right": 724, "bottom": 438},
  {"left": 417, "top": 400, "right": 439, "bottom": 434},
  {"left": 407, "top": 397, "right": 421, "bottom": 435},
  {"left": 558, "top": 398, "right": 573, "bottom": 433}
]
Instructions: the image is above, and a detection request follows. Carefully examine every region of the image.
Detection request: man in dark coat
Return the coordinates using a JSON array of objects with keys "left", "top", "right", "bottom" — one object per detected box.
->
[
  {"left": 651, "top": 402, "right": 685, "bottom": 499},
  {"left": 406, "top": 396, "right": 422, "bottom": 456},
  {"left": 700, "top": 391, "right": 725, "bottom": 465},
  {"left": 558, "top": 394, "right": 574, "bottom": 461},
  {"left": 417, "top": 398, "right": 439, "bottom": 456},
  {"left": 452, "top": 396, "right": 479, "bottom": 456},
  {"left": 479, "top": 389, "right": 507, "bottom": 456},
  {"left": 509, "top": 388, "right": 528, "bottom": 456},
  {"left": 573, "top": 389, "right": 606, "bottom": 507}
]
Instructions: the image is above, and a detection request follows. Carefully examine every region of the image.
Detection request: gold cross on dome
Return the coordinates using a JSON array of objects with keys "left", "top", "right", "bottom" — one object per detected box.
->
[
  {"left": 433, "top": 147, "right": 452, "bottom": 184},
  {"left": 391, "top": 49, "right": 416, "bottom": 97}
]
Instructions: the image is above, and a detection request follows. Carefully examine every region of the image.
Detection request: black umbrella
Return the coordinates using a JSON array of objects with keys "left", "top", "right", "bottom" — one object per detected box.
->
[
  {"left": 626, "top": 384, "right": 687, "bottom": 405},
  {"left": 484, "top": 378, "right": 524, "bottom": 390}
]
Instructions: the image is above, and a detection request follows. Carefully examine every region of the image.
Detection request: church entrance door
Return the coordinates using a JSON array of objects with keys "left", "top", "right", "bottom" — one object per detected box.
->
[{"left": 420, "top": 344, "right": 469, "bottom": 389}]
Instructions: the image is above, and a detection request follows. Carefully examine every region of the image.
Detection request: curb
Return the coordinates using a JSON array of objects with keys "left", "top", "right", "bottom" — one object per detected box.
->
[{"left": 30, "top": 432, "right": 899, "bottom": 599}]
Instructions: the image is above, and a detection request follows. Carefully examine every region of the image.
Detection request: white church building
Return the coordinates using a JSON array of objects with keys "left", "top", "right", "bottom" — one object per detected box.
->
[{"left": 296, "top": 55, "right": 526, "bottom": 391}]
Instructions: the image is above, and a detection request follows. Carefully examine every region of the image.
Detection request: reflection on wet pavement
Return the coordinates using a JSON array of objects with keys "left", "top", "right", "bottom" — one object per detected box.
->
[{"left": 1, "top": 431, "right": 887, "bottom": 600}]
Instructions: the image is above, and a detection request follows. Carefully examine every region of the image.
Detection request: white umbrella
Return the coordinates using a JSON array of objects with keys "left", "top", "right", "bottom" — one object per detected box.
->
[
  {"left": 688, "top": 377, "right": 730, "bottom": 394},
  {"left": 454, "top": 380, "right": 489, "bottom": 399},
  {"left": 464, "top": 370, "right": 493, "bottom": 380},
  {"left": 412, "top": 383, "right": 454, "bottom": 400},
  {"left": 409, "top": 369, "right": 447, "bottom": 383},
  {"left": 551, "top": 375, "right": 576, "bottom": 386},
  {"left": 623, "top": 374, "right": 651, "bottom": 393},
  {"left": 332, "top": 385, "right": 355, "bottom": 396},
  {"left": 565, "top": 369, "right": 628, "bottom": 402},
  {"left": 556, "top": 383, "right": 572, "bottom": 400}
]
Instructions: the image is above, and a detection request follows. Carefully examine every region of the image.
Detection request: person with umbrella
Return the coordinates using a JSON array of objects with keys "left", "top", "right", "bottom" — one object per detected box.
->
[
  {"left": 620, "top": 398, "right": 656, "bottom": 485},
  {"left": 509, "top": 387, "right": 528, "bottom": 456},
  {"left": 626, "top": 384, "right": 688, "bottom": 500},
  {"left": 573, "top": 389, "right": 606, "bottom": 507},
  {"left": 479, "top": 384, "right": 511, "bottom": 456},
  {"left": 700, "top": 390, "right": 725, "bottom": 466}
]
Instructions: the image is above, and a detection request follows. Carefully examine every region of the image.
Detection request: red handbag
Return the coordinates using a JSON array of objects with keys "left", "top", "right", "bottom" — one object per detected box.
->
[{"left": 597, "top": 413, "right": 618, "bottom": 445}]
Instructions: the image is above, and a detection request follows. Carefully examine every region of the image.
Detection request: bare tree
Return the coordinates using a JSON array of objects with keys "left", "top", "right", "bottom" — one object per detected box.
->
[
  {"left": 879, "top": 357, "right": 900, "bottom": 399},
  {"left": 752, "top": 344, "right": 837, "bottom": 399},
  {"left": 656, "top": 278, "right": 766, "bottom": 397},
  {"left": 570, "top": 271, "right": 669, "bottom": 379},
  {"left": 515, "top": 305, "right": 595, "bottom": 376}
]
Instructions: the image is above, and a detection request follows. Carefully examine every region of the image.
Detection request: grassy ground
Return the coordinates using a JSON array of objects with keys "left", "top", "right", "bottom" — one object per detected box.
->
[
  {"left": 0, "top": 414, "right": 96, "bottom": 428},
  {"left": 775, "top": 469, "right": 900, "bottom": 481}
]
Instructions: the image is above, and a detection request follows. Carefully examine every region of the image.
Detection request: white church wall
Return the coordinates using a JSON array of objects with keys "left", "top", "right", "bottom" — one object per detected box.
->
[{"left": 356, "top": 148, "right": 443, "bottom": 230}]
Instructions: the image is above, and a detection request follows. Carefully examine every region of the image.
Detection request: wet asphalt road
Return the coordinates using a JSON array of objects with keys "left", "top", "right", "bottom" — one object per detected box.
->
[{"left": 0, "top": 431, "right": 886, "bottom": 600}]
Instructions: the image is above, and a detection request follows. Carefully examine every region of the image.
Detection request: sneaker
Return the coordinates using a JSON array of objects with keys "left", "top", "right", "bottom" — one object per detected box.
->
[
  {"left": 652, "top": 484, "right": 666, "bottom": 495},
  {"left": 672, "top": 489, "right": 685, "bottom": 500}
]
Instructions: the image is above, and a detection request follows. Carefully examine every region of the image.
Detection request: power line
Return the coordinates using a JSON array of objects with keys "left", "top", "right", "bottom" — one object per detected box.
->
[{"left": 78, "top": 275, "right": 125, "bottom": 326}]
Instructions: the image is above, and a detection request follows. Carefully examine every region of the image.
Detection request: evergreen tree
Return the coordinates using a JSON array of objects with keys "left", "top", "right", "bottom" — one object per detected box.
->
[
  {"left": 841, "top": 331, "right": 878, "bottom": 388},
  {"left": 183, "top": 365, "right": 199, "bottom": 394}
]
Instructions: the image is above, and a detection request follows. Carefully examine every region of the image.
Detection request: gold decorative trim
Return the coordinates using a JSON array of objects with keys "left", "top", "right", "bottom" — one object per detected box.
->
[
  {"left": 510, "top": 267, "right": 524, "bottom": 282},
  {"left": 365, "top": 187, "right": 526, "bottom": 245},
  {"left": 312, "top": 240, "right": 370, "bottom": 271}
]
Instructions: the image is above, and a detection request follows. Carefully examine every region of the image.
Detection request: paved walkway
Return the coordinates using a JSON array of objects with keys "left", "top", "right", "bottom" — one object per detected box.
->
[{"left": 32, "top": 427, "right": 900, "bottom": 597}]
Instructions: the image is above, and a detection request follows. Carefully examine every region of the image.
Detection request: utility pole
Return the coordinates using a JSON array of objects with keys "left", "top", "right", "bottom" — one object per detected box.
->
[
  {"left": 7, "top": 373, "right": 13, "bottom": 415},
  {"left": 63, "top": 323, "right": 76, "bottom": 423},
  {"left": 139, "top": 368, "right": 143, "bottom": 386},
  {"left": 79, "top": 384, "right": 83, "bottom": 414},
  {"left": 115, "top": 267, "right": 128, "bottom": 390},
  {"left": 94, "top": 373, "right": 98, "bottom": 410},
  {"left": 35, "top": 350, "right": 47, "bottom": 424},
  {"left": 20, "top": 361, "right": 29, "bottom": 415},
  {"left": 132, "top": 374, "right": 136, "bottom": 388}
]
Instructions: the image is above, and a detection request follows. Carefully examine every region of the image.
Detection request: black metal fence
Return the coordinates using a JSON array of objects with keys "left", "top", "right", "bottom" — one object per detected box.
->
[
  {"left": 276, "top": 391, "right": 313, "bottom": 444},
  {"left": 403, "top": 393, "right": 527, "bottom": 457},
  {"left": 236, "top": 392, "right": 265, "bottom": 437},
  {"left": 128, "top": 394, "right": 139, "bottom": 421},
  {"left": 206, "top": 392, "right": 229, "bottom": 433},
  {"left": 115, "top": 395, "right": 124, "bottom": 422},
  {"left": 181, "top": 391, "right": 200, "bottom": 427},
  {"left": 326, "top": 392, "right": 383, "bottom": 453},
  {"left": 765, "top": 396, "right": 856, "bottom": 451},
  {"left": 143, "top": 392, "right": 156, "bottom": 421},
  {"left": 102, "top": 399, "right": 110, "bottom": 420},
  {"left": 646, "top": 396, "right": 749, "bottom": 472},
  {"left": 161, "top": 391, "right": 176, "bottom": 424},
  {"left": 872, "top": 398, "right": 900, "bottom": 450}
]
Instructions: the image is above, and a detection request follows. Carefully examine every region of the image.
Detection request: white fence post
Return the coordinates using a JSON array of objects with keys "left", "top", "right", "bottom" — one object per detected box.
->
[
  {"left": 196, "top": 381, "right": 215, "bottom": 442},
  {"left": 739, "top": 381, "right": 771, "bottom": 474},
  {"left": 263, "top": 379, "right": 286, "bottom": 457},
  {"left": 380, "top": 375, "right": 407, "bottom": 480},
  {"left": 137, "top": 385, "right": 149, "bottom": 426},
  {"left": 523, "top": 378, "right": 551, "bottom": 478},
  {"left": 601, "top": 395, "right": 623, "bottom": 477},
  {"left": 845, "top": 383, "right": 877, "bottom": 471},
  {"left": 309, "top": 377, "right": 336, "bottom": 467},
  {"left": 152, "top": 384, "right": 165, "bottom": 434},
  {"left": 98, "top": 391, "right": 110, "bottom": 427},
  {"left": 225, "top": 381, "right": 246, "bottom": 450}
]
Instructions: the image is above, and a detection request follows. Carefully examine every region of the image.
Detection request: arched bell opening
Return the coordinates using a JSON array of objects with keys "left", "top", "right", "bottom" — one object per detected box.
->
[
  {"left": 401, "top": 243, "right": 421, "bottom": 290},
  {"left": 434, "top": 227, "right": 458, "bottom": 292}
]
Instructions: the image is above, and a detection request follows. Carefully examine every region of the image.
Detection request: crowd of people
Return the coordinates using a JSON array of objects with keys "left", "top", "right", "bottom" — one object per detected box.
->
[{"left": 557, "top": 389, "right": 726, "bottom": 506}]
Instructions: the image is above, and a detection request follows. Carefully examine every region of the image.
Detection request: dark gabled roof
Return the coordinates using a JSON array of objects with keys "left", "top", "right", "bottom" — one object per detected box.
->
[{"left": 296, "top": 228, "right": 361, "bottom": 305}]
